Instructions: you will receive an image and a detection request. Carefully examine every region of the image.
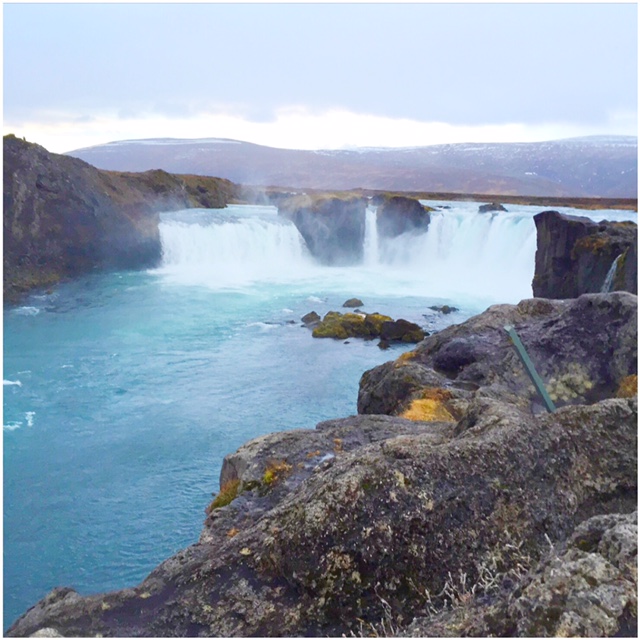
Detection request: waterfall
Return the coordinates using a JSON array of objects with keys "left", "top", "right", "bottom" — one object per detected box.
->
[
  {"left": 363, "top": 205, "right": 379, "bottom": 266},
  {"left": 600, "top": 254, "right": 623, "bottom": 293},
  {"left": 155, "top": 202, "right": 540, "bottom": 301},
  {"left": 157, "top": 205, "right": 314, "bottom": 288},
  {"left": 375, "top": 209, "right": 537, "bottom": 300}
]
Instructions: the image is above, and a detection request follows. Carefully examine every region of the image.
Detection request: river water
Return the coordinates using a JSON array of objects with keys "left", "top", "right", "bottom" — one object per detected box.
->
[{"left": 3, "top": 201, "right": 635, "bottom": 628}]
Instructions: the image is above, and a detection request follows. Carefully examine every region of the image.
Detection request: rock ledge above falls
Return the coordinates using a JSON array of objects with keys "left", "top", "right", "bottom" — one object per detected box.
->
[{"left": 533, "top": 210, "right": 637, "bottom": 299}]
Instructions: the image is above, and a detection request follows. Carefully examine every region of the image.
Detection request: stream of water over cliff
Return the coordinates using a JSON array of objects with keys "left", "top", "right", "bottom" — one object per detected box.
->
[{"left": 3, "top": 201, "right": 636, "bottom": 628}]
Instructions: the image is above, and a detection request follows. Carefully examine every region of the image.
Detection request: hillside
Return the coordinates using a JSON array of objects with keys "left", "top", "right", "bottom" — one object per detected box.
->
[{"left": 66, "top": 135, "right": 638, "bottom": 198}]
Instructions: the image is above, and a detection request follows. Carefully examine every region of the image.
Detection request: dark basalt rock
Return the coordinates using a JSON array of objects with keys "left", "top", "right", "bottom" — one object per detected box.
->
[
  {"left": 6, "top": 293, "right": 637, "bottom": 638},
  {"left": 379, "top": 318, "right": 425, "bottom": 343},
  {"left": 8, "top": 396, "right": 636, "bottom": 637},
  {"left": 359, "top": 293, "right": 637, "bottom": 417},
  {"left": 301, "top": 311, "right": 321, "bottom": 327},
  {"left": 428, "top": 304, "right": 459, "bottom": 314},
  {"left": 532, "top": 210, "right": 638, "bottom": 299},
  {"left": 375, "top": 195, "right": 432, "bottom": 238},
  {"left": 278, "top": 194, "right": 367, "bottom": 265},
  {"left": 478, "top": 202, "right": 507, "bottom": 213}
]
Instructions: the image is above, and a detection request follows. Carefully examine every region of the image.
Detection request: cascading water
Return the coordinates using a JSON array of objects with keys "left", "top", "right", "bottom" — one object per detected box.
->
[
  {"left": 600, "top": 254, "right": 623, "bottom": 293},
  {"left": 362, "top": 205, "right": 379, "bottom": 266},
  {"left": 362, "top": 204, "right": 538, "bottom": 301},
  {"left": 158, "top": 203, "right": 538, "bottom": 302},
  {"left": 157, "top": 205, "right": 314, "bottom": 288}
]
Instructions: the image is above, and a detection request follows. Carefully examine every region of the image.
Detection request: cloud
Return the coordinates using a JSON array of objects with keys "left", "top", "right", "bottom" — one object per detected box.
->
[{"left": 3, "top": 105, "right": 637, "bottom": 155}]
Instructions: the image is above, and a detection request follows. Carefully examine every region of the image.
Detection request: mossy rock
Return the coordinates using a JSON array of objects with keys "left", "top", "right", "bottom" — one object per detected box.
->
[{"left": 312, "top": 311, "right": 393, "bottom": 340}]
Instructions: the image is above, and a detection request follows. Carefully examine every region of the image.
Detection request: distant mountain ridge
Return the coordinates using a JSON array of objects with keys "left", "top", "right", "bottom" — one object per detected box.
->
[{"left": 66, "top": 135, "right": 638, "bottom": 198}]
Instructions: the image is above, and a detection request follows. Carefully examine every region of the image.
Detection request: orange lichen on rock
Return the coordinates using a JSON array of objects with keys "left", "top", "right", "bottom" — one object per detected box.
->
[
  {"left": 263, "top": 460, "right": 293, "bottom": 486},
  {"left": 394, "top": 350, "right": 418, "bottom": 367},
  {"left": 616, "top": 374, "right": 638, "bottom": 398},
  {"left": 400, "top": 387, "right": 456, "bottom": 422}
]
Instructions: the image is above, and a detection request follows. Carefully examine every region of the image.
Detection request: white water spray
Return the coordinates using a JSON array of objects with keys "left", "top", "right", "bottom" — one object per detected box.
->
[
  {"left": 373, "top": 208, "right": 538, "bottom": 300},
  {"left": 157, "top": 206, "right": 315, "bottom": 288},
  {"left": 157, "top": 202, "right": 632, "bottom": 303},
  {"left": 600, "top": 254, "right": 623, "bottom": 293},
  {"left": 363, "top": 205, "right": 379, "bottom": 266}
]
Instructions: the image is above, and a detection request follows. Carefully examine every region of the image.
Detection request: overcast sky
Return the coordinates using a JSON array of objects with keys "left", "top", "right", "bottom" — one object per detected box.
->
[{"left": 3, "top": 2, "right": 638, "bottom": 153}]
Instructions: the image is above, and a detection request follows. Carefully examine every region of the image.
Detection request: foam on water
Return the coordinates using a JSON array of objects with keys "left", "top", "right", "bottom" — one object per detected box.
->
[
  {"left": 4, "top": 379, "right": 22, "bottom": 386},
  {"left": 12, "top": 306, "right": 40, "bottom": 316}
]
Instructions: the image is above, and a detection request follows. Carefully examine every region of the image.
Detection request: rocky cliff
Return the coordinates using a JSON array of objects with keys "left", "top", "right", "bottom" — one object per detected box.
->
[
  {"left": 7, "top": 292, "right": 637, "bottom": 638},
  {"left": 3, "top": 135, "right": 238, "bottom": 301},
  {"left": 532, "top": 210, "right": 638, "bottom": 299},
  {"left": 373, "top": 195, "right": 432, "bottom": 239},
  {"left": 278, "top": 193, "right": 367, "bottom": 265}
]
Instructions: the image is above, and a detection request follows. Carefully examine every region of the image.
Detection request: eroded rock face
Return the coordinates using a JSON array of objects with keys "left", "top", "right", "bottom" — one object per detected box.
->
[
  {"left": 532, "top": 210, "right": 638, "bottom": 299},
  {"left": 8, "top": 396, "right": 636, "bottom": 637},
  {"left": 359, "top": 293, "right": 637, "bottom": 416},
  {"left": 278, "top": 194, "right": 367, "bottom": 265},
  {"left": 375, "top": 195, "right": 432, "bottom": 238},
  {"left": 6, "top": 294, "right": 637, "bottom": 638},
  {"left": 3, "top": 135, "right": 237, "bottom": 301}
]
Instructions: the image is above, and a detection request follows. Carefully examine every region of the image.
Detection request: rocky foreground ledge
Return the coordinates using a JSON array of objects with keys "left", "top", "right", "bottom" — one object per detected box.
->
[{"left": 7, "top": 293, "right": 637, "bottom": 637}]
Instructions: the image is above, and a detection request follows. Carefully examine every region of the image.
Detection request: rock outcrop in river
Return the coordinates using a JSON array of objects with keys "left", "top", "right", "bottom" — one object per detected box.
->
[
  {"left": 532, "top": 210, "right": 637, "bottom": 299},
  {"left": 373, "top": 194, "right": 432, "bottom": 238},
  {"left": 278, "top": 193, "right": 367, "bottom": 265},
  {"left": 7, "top": 292, "right": 637, "bottom": 638},
  {"left": 3, "top": 135, "right": 238, "bottom": 301}
]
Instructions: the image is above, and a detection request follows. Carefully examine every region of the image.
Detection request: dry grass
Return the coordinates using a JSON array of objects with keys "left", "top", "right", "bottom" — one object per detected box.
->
[
  {"left": 206, "top": 478, "right": 240, "bottom": 513},
  {"left": 263, "top": 460, "right": 293, "bottom": 486}
]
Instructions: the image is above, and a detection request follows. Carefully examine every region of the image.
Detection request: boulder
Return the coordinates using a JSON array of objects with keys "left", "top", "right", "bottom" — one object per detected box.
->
[
  {"left": 278, "top": 194, "right": 367, "bottom": 265},
  {"left": 342, "top": 298, "right": 364, "bottom": 308},
  {"left": 310, "top": 311, "right": 425, "bottom": 345},
  {"left": 379, "top": 319, "right": 425, "bottom": 343},
  {"left": 311, "top": 311, "right": 393, "bottom": 340},
  {"left": 428, "top": 304, "right": 459, "bottom": 314},
  {"left": 532, "top": 210, "right": 637, "bottom": 298},
  {"left": 301, "top": 311, "right": 321, "bottom": 327},
  {"left": 375, "top": 195, "right": 432, "bottom": 239},
  {"left": 359, "top": 293, "right": 637, "bottom": 417},
  {"left": 478, "top": 202, "right": 507, "bottom": 213}
]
